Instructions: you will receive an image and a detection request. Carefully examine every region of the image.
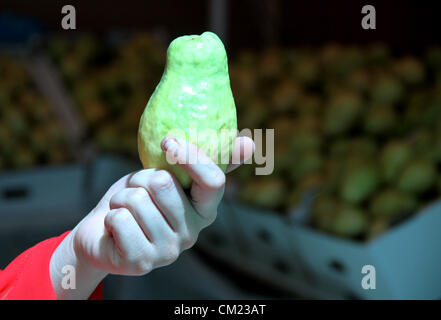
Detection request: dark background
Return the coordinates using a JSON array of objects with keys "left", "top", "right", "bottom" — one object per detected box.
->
[{"left": 0, "top": 0, "right": 439, "bottom": 53}]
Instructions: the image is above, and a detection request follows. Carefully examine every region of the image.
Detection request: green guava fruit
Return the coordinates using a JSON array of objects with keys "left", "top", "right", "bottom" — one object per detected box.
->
[
  {"left": 371, "top": 74, "right": 404, "bottom": 105},
  {"left": 363, "top": 104, "right": 397, "bottom": 135},
  {"left": 138, "top": 32, "right": 237, "bottom": 188},
  {"left": 323, "top": 91, "right": 363, "bottom": 135},
  {"left": 397, "top": 158, "right": 437, "bottom": 194},
  {"left": 311, "top": 193, "right": 339, "bottom": 232},
  {"left": 369, "top": 189, "right": 418, "bottom": 218},
  {"left": 394, "top": 56, "right": 425, "bottom": 86},
  {"left": 290, "top": 116, "right": 322, "bottom": 154},
  {"left": 330, "top": 205, "right": 368, "bottom": 238},
  {"left": 290, "top": 149, "right": 323, "bottom": 182},
  {"left": 339, "top": 162, "right": 380, "bottom": 204},
  {"left": 380, "top": 141, "right": 412, "bottom": 182},
  {"left": 239, "top": 177, "right": 286, "bottom": 210}
]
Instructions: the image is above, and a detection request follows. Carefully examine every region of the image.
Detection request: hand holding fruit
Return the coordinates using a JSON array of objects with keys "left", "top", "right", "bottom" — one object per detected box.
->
[{"left": 49, "top": 136, "right": 254, "bottom": 299}]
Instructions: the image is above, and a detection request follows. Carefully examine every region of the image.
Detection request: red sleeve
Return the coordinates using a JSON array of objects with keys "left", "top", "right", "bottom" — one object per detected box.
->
[{"left": 0, "top": 231, "right": 103, "bottom": 300}]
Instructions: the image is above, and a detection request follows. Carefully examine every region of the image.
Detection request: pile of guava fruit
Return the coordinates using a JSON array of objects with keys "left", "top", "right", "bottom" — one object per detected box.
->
[
  {"left": 230, "top": 44, "right": 441, "bottom": 241},
  {"left": 46, "top": 33, "right": 166, "bottom": 159},
  {"left": 0, "top": 55, "right": 71, "bottom": 170}
]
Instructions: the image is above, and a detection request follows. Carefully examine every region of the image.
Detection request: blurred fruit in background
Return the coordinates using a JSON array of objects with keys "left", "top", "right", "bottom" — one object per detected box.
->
[
  {"left": 396, "top": 158, "right": 436, "bottom": 194},
  {"left": 393, "top": 56, "right": 425, "bottom": 86},
  {"left": 330, "top": 205, "right": 368, "bottom": 238},
  {"left": 239, "top": 177, "right": 287, "bottom": 211},
  {"left": 0, "top": 55, "right": 72, "bottom": 169},
  {"left": 380, "top": 140, "right": 412, "bottom": 183},
  {"left": 323, "top": 90, "right": 363, "bottom": 135},
  {"left": 370, "top": 74, "right": 404, "bottom": 105},
  {"left": 46, "top": 33, "right": 165, "bottom": 158},
  {"left": 339, "top": 161, "right": 380, "bottom": 205},
  {"left": 227, "top": 43, "right": 441, "bottom": 241},
  {"left": 369, "top": 189, "right": 418, "bottom": 219}
]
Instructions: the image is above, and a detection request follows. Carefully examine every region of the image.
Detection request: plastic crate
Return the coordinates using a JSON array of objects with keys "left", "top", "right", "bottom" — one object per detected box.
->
[
  {"left": 197, "top": 200, "right": 244, "bottom": 262},
  {"left": 197, "top": 199, "right": 441, "bottom": 299},
  {"left": 289, "top": 200, "right": 441, "bottom": 299},
  {"left": 224, "top": 201, "right": 310, "bottom": 281},
  {"left": 0, "top": 164, "right": 87, "bottom": 232}
]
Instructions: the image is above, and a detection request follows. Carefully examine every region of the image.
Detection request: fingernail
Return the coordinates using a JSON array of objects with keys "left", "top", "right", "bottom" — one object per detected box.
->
[{"left": 161, "top": 137, "right": 178, "bottom": 152}]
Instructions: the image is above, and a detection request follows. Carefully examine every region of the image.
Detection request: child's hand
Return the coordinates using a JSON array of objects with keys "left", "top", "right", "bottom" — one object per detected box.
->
[{"left": 50, "top": 136, "right": 254, "bottom": 299}]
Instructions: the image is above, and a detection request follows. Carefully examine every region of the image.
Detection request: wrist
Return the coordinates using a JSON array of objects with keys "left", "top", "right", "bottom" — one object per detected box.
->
[{"left": 50, "top": 230, "right": 108, "bottom": 299}]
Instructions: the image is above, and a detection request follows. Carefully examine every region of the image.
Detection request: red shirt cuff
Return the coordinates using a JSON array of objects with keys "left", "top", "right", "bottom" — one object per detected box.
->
[{"left": 0, "top": 231, "right": 103, "bottom": 300}]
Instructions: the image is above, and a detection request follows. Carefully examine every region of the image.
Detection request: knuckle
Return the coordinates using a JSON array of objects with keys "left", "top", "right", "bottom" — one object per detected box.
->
[
  {"left": 180, "top": 232, "right": 197, "bottom": 250},
  {"left": 168, "top": 246, "right": 180, "bottom": 263},
  {"left": 132, "top": 258, "right": 153, "bottom": 275},
  {"left": 160, "top": 244, "right": 180, "bottom": 266},
  {"left": 109, "top": 191, "right": 123, "bottom": 208},
  {"left": 148, "top": 170, "right": 174, "bottom": 193},
  {"left": 128, "top": 169, "right": 149, "bottom": 187},
  {"left": 128, "top": 171, "right": 141, "bottom": 185},
  {"left": 127, "top": 187, "right": 148, "bottom": 204},
  {"left": 107, "top": 208, "right": 131, "bottom": 226}
]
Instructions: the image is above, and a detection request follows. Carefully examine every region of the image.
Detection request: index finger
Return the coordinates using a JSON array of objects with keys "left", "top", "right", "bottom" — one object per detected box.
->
[
  {"left": 161, "top": 136, "right": 226, "bottom": 216},
  {"left": 161, "top": 137, "right": 226, "bottom": 191}
]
